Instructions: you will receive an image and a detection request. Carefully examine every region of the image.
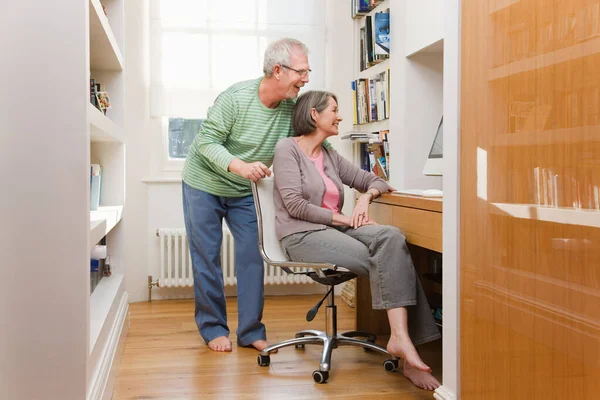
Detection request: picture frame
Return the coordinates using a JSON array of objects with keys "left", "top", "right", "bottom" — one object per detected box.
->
[{"left": 95, "top": 91, "right": 111, "bottom": 113}]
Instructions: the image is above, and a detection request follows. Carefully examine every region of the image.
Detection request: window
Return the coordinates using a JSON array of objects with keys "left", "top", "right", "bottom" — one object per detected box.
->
[
  {"left": 167, "top": 117, "right": 204, "bottom": 159},
  {"left": 150, "top": 0, "right": 326, "bottom": 170}
]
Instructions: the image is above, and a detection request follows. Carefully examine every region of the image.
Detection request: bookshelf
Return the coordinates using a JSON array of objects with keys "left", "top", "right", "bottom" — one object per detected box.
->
[
  {"left": 3, "top": 1, "right": 129, "bottom": 398},
  {"left": 87, "top": 0, "right": 128, "bottom": 399},
  {"left": 347, "top": 0, "right": 444, "bottom": 189}
]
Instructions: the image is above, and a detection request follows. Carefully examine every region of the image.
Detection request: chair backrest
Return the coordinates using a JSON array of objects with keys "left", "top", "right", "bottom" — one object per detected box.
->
[{"left": 252, "top": 174, "right": 290, "bottom": 265}]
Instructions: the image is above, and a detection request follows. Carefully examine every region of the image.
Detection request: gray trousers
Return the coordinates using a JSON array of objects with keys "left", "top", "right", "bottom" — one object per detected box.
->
[{"left": 281, "top": 225, "right": 441, "bottom": 346}]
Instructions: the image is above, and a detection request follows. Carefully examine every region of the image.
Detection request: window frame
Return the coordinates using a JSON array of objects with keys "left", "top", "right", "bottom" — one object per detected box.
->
[{"left": 161, "top": 117, "right": 184, "bottom": 171}]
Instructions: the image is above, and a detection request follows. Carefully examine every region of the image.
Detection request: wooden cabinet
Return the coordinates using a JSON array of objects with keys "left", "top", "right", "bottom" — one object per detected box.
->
[{"left": 460, "top": 0, "right": 600, "bottom": 398}]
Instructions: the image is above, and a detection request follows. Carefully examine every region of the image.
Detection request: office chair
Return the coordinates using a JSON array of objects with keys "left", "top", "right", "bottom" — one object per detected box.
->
[{"left": 251, "top": 175, "right": 398, "bottom": 384}]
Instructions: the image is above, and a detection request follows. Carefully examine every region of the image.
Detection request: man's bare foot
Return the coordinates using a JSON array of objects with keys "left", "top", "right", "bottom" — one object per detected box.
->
[
  {"left": 402, "top": 360, "right": 440, "bottom": 391},
  {"left": 207, "top": 336, "right": 232, "bottom": 352},
  {"left": 251, "top": 340, "right": 277, "bottom": 353},
  {"left": 387, "top": 335, "right": 431, "bottom": 372}
]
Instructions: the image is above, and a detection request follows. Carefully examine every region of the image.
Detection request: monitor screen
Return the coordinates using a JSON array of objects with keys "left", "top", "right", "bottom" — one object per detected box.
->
[{"left": 423, "top": 116, "right": 443, "bottom": 176}]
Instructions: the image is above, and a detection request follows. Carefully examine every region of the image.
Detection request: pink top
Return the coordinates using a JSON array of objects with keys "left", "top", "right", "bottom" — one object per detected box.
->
[{"left": 308, "top": 151, "right": 339, "bottom": 213}]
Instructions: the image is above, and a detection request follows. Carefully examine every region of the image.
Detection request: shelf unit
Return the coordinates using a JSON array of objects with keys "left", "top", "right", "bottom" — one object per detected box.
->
[
  {"left": 460, "top": 0, "right": 600, "bottom": 397},
  {"left": 4, "top": 1, "right": 129, "bottom": 399},
  {"left": 349, "top": 0, "right": 444, "bottom": 190},
  {"left": 491, "top": 203, "right": 600, "bottom": 228},
  {"left": 87, "top": 0, "right": 128, "bottom": 399},
  {"left": 494, "top": 125, "right": 600, "bottom": 146},
  {"left": 489, "top": 37, "right": 600, "bottom": 81}
]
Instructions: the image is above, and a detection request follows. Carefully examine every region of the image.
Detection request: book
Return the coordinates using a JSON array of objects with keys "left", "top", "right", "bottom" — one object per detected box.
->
[
  {"left": 374, "top": 10, "right": 390, "bottom": 55},
  {"left": 90, "top": 164, "right": 102, "bottom": 210}
]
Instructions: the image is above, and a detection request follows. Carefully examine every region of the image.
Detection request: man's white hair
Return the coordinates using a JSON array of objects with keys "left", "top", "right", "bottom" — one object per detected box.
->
[{"left": 263, "top": 38, "right": 309, "bottom": 77}]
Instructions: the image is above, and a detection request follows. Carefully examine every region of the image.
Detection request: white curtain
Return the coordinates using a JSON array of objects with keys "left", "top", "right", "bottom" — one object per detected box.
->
[{"left": 150, "top": 0, "right": 326, "bottom": 118}]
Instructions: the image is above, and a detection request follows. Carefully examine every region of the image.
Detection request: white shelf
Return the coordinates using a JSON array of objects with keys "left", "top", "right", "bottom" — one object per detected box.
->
[
  {"left": 89, "top": 103, "right": 124, "bottom": 142},
  {"left": 406, "top": 38, "right": 444, "bottom": 58},
  {"left": 494, "top": 125, "right": 600, "bottom": 146},
  {"left": 359, "top": 58, "right": 390, "bottom": 79},
  {"left": 90, "top": 205, "right": 123, "bottom": 248},
  {"left": 89, "top": 0, "right": 123, "bottom": 71},
  {"left": 89, "top": 272, "right": 125, "bottom": 350},
  {"left": 351, "top": 119, "right": 389, "bottom": 131},
  {"left": 90, "top": 219, "right": 107, "bottom": 249},
  {"left": 488, "top": 37, "right": 600, "bottom": 81},
  {"left": 491, "top": 203, "right": 600, "bottom": 228}
]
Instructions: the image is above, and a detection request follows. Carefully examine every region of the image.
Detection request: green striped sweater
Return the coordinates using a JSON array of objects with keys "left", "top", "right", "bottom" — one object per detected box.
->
[{"left": 182, "top": 78, "right": 296, "bottom": 197}]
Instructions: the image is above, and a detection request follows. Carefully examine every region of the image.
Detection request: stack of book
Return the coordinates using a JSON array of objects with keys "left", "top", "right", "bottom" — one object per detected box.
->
[
  {"left": 341, "top": 131, "right": 381, "bottom": 142},
  {"left": 351, "top": 70, "right": 390, "bottom": 124}
]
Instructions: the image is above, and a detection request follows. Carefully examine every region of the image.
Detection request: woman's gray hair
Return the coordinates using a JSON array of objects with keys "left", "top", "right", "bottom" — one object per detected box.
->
[
  {"left": 263, "top": 38, "right": 309, "bottom": 76},
  {"left": 292, "top": 90, "right": 338, "bottom": 137}
]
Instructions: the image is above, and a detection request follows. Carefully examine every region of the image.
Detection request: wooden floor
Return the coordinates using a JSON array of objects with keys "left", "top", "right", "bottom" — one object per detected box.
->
[{"left": 113, "top": 295, "right": 442, "bottom": 399}]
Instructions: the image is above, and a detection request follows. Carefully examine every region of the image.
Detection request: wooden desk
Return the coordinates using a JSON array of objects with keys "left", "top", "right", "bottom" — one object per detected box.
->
[{"left": 355, "top": 193, "right": 443, "bottom": 335}]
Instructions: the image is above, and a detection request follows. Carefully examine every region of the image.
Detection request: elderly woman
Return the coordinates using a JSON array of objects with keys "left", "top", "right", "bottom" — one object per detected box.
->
[{"left": 272, "top": 90, "right": 441, "bottom": 391}]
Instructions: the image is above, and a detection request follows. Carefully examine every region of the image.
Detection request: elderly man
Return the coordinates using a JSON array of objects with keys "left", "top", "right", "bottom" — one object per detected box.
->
[{"left": 182, "top": 38, "right": 311, "bottom": 352}]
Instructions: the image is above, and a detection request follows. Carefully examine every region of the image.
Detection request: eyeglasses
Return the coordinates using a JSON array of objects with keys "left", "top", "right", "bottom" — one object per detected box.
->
[{"left": 281, "top": 64, "right": 311, "bottom": 77}]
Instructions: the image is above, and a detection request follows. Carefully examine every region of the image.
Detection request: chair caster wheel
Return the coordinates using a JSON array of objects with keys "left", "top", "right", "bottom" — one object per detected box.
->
[
  {"left": 383, "top": 359, "right": 399, "bottom": 372},
  {"left": 295, "top": 344, "right": 305, "bottom": 349},
  {"left": 312, "top": 370, "right": 329, "bottom": 384},
  {"left": 257, "top": 354, "right": 270, "bottom": 367}
]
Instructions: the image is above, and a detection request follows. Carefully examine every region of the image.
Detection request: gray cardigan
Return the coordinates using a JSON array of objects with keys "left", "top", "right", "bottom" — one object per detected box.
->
[{"left": 273, "top": 137, "right": 389, "bottom": 240}]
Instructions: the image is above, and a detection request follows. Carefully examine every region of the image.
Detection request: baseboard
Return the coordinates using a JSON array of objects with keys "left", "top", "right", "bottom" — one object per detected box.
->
[
  {"left": 434, "top": 385, "right": 457, "bottom": 400},
  {"left": 102, "top": 303, "right": 129, "bottom": 400},
  {"left": 88, "top": 291, "right": 129, "bottom": 400}
]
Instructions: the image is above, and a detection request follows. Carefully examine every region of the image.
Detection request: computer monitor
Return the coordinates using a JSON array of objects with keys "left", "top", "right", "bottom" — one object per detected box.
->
[{"left": 423, "top": 116, "right": 443, "bottom": 176}]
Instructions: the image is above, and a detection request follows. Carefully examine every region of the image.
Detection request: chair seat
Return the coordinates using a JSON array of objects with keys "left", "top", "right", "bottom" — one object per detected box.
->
[{"left": 305, "top": 269, "right": 357, "bottom": 286}]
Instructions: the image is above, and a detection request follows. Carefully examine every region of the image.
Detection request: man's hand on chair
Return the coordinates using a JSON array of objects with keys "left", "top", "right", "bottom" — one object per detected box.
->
[{"left": 228, "top": 159, "right": 271, "bottom": 182}]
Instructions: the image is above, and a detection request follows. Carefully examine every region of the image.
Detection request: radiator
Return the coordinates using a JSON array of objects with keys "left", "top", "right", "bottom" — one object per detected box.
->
[{"left": 155, "top": 227, "right": 315, "bottom": 289}]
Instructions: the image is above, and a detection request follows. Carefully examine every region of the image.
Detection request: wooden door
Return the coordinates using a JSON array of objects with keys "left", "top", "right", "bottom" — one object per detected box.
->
[{"left": 460, "top": 0, "right": 600, "bottom": 398}]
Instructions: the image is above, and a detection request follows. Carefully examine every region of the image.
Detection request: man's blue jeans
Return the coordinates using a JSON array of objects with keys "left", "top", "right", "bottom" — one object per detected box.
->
[{"left": 182, "top": 182, "right": 266, "bottom": 346}]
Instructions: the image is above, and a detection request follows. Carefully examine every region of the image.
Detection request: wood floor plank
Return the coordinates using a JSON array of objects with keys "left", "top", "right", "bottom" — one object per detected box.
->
[{"left": 113, "top": 295, "right": 441, "bottom": 399}]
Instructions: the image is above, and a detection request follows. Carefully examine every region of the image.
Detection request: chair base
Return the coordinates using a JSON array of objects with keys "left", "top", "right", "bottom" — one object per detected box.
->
[{"left": 258, "top": 329, "right": 399, "bottom": 383}]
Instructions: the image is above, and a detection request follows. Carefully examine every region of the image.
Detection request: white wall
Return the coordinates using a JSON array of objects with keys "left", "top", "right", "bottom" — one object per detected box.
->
[
  {"left": 124, "top": 0, "right": 152, "bottom": 303},
  {"left": 405, "top": 0, "right": 444, "bottom": 57},
  {"left": 403, "top": 52, "right": 444, "bottom": 190},
  {"left": 387, "top": 0, "right": 408, "bottom": 190},
  {"left": 0, "top": 1, "right": 89, "bottom": 399}
]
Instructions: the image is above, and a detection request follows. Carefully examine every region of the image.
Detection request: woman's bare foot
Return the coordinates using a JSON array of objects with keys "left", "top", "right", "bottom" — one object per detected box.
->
[
  {"left": 251, "top": 340, "right": 277, "bottom": 353},
  {"left": 207, "top": 336, "right": 232, "bottom": 352},
  {"left": 402, "top": 360, "right": 440, "bottom": 391},
  {"left": 387, "top": 334, "right": 431, "bottom": 372}
]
